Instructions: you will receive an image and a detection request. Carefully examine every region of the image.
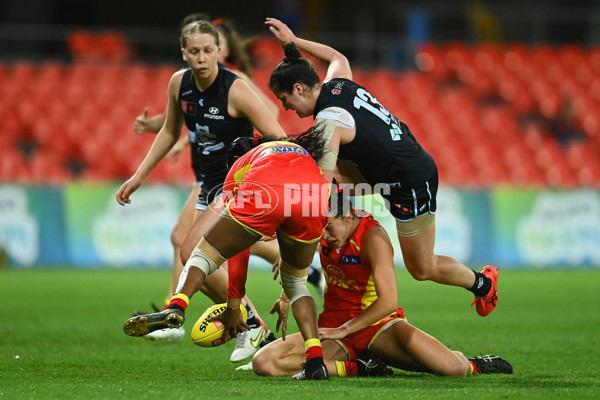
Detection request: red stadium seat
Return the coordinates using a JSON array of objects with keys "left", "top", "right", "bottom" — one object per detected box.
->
[
  {"left": 414, "top": 43, "right": 451, "bottom": 82},
  {"left": 0, "top": 149, "right": 30, "bottom": 182},
  {"left": 28, "top": 150, "right": 72, "bottom": 184}
]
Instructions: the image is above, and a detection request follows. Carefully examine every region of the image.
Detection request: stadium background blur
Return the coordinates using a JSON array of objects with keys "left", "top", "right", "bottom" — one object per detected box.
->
[{"left": 1, "top": 0, "right": 600, "bottom": 269}]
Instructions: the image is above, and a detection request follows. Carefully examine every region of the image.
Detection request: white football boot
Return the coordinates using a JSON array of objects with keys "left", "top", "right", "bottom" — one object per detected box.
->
[
  {"left": 144, "top": 326, "right": 185, "bottom": 341},
  {"left": 229, "top": 321, "right": 267, "bottom": 362},
  {"left": 235, "top": 361, "right": 253, "bottom": 371}
]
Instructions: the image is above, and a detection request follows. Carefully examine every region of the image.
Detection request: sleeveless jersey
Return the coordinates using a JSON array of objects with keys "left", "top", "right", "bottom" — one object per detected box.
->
[
  {"left": 319, "top": 213, "right": 383, "bottom": 323},
  {"left": 223, "top": 141, "right": 326, "bottom": 196},
  {"left": 187, "top": 130, "right": 203, "bottom": 182},
  {"left": 179, "top": 67, "right": 253, "bottom": 187},
  {"left": 313, "top": 78, "right": 437, "bottom": 187}
]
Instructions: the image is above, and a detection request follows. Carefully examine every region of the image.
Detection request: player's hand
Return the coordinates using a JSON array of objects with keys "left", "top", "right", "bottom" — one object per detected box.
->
[
  {"left": 115, "top": 176, "right": 143, "bottom": 206},
  {"left": 269, "top": 296, "right": 290, "bottom": 340},
  {"left": 272, "top": 257, "right": 281, "bottom": 281},
  {"left": 265, "top": 18, "right": 296, "bottom": 44},
  {"left": 134, "top": 107, "right": 150, "bottom": 134},
  {"left": 208, "top": 306, "right": 250, "bottom": 339},
  {"left": 318, "top": 326, "right": 349, "bottom": 341}
]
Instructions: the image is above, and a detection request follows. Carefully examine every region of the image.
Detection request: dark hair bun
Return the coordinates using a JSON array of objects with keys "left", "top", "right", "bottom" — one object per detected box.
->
[{"left": 282, "top": 42, "right": 302, "bottom": 63}]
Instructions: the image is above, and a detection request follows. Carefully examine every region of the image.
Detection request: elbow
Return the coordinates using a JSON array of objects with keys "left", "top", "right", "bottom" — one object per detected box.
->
[{"left": 382, "top": 297, "right": 398, "bottom": 315}]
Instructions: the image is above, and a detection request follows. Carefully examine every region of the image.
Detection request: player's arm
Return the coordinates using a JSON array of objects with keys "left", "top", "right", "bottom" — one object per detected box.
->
[
  {"left": 319, "top": 227, "right": 397, "bottom": 339},
  {"left": 228, "top": 78, "right": 287, "bottom": 140},
  {"left": 227, "top": 249, "right": 251, "bottom": 301},
  {"left": 229, "top": 69, "right": 280, "bottom": 119},
  {"left": 265, "top": 17, "right": 352, "bottom": 82},
  {"left": 116, "top": 72, "right": 186, "bottom": 205},
  {"left": 167, "top": 134, "right": 190, "bottom": 162},
  {"left": 313, "top": 107, "right": 357, "bottom": 182},
  {"left": 133, "top": 72, "right": 186, "bottom": 180},
  {"left": 134, "top": 107, "right": 167, "bottom": 134}
]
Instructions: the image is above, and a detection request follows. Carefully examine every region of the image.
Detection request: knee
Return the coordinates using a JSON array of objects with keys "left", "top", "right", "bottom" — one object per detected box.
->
[
  {"left": 443, "top": 351, "right": 470, "bottom": 377},
  {"left": 251, "top": 350, "right": 274, "bottom": 376},
  {"left": 170, "top": 225, "right": 186, "bottom": 248},
  {"left": 443, "top": 362, "right": 469, "bottom": 377},
  {"left": 404, "top": 262, "right": 434, "bottom": 281}
]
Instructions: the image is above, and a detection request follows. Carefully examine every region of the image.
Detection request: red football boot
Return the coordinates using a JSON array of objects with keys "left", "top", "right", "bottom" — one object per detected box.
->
[{"left": 471, "top": 265, "right": 499, "bottom": 317}]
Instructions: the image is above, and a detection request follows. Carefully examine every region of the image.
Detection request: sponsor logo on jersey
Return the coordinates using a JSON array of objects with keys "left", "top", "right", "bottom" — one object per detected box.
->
[
  {"left": 332, "top": 89, "right": 341, "bottom": 95},
  {"left": 209, "top": 107, "right": 219, "bottom": 114},
  {"left": 321, "top": 245, "right": 331, "bottom": 257},
  {"left": 339, "top": 255, "right": 361, "bottom": 265},
  {"left": 323, "top": 264, "right": 362, "bottom": 291},
  {"left": 261, "top": 145, "right": 308, "bottom": 156},
  {"left": 390, "top": 123, "right": 403, "bottom": 141},
  {"left": 181, "top": 101, "right": 196, "bottom": 115},
  {"left": 203, "top": 113, "right": 225, "bottom": 120}
]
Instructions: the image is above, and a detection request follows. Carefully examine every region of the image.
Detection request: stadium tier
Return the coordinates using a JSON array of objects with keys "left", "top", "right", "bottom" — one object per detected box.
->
[{"left": 1, "top": 41, "right": 599, "bottom": 187}]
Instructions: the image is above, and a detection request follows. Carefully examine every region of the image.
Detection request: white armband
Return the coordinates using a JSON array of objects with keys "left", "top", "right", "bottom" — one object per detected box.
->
[{"left": 315, "top": 107, "right": 355, "bottom": 129}]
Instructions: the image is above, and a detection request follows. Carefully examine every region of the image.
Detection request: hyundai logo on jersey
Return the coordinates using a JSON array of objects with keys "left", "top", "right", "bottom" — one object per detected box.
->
[{"left": 209, "top": 107, "right": 219, "bottom": 114}]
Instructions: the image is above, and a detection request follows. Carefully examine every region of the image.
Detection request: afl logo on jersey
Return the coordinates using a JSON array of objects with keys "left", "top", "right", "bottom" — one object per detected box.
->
[
  {"left": 209, "top": 107, "right": 220, "bottom": 114},
  {"left": 332, "top": 89, "right": 341, "bottom": 95}
]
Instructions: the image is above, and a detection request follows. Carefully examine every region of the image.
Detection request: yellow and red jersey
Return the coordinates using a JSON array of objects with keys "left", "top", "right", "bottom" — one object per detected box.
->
[
  {"left": 225, "top": 141, "right": 329, "bottom": 299},
  {"left": 318, "top": 212, "right": 383, "bottom": 328}
]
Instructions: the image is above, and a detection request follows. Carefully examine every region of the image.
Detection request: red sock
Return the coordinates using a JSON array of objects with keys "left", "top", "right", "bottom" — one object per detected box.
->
[
  {"left": 334, "top": 360, "right": 359, "bottom": 376},
  {"left": 470, "top": 361, "right": 479, "bottom": 375},
  {"left": 168, "top": 293, "right": 190, "bottom": 311},
  {"left": 345, "top": 361, "right": 358, "bottom": 376},
  {"left": 305, "top": 338, "right": 323, "bottom": 360}
]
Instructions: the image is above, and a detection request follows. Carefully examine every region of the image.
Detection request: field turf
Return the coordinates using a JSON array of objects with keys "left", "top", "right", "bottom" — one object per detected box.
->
[{"left": 2, "top": 267, "right": 599, "bottom": 399}]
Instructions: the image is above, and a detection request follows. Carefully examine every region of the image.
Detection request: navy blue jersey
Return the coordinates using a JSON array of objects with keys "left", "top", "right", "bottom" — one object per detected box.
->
[
  {"left": 179, "top": 67, "right": 254, "bottom": 188},
  {"left": 187, "top": 129, "right": 203, "bottom": 183},
  {"left": 313, "top": 78, "right": 436, "bottom": 188}
]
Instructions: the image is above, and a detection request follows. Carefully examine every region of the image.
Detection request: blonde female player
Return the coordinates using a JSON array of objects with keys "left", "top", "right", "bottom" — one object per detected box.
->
[{"left": 117, "top": 20, "right": 285, "bottom": 360}]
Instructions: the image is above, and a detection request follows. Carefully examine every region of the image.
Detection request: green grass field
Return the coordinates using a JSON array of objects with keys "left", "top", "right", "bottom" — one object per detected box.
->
[{"left": 2, "top": 267, "right": 599, "bottom": 399}]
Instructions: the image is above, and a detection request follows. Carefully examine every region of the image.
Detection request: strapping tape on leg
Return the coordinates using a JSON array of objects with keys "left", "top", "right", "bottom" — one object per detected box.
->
[
  {"left": 185, "top": 238, "right": 226, "bottom": 277},
  {"left": 280, "top": 261, "right": 311, "bottom": 304}
]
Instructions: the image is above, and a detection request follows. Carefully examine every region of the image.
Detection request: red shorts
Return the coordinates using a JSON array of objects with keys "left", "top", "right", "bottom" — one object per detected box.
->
[
  {"left": 227, "top": 181, "right": 329, "bottom": 244},
  {"left": 320, "top": 307, "right": 406, "bottom": 360}
]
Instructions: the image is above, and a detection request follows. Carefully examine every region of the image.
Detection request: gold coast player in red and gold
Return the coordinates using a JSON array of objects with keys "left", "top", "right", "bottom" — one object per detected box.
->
[
  {"left": 251, "top": 193, "right": 513, "bottom": 378},
  {"left": 123, "top": 132, "right": 333, "bottom": 380}
]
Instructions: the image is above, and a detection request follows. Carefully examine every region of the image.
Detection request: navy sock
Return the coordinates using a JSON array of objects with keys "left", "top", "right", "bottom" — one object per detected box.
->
[
  {"left": 307, "top": 266, "right": 322, "bottom": 287},
  {"left": 468, "top": 270, "right": 491, "bottom": 297},
  {"left": 245, "top": 304, "right": 260, "bottom": 329}
]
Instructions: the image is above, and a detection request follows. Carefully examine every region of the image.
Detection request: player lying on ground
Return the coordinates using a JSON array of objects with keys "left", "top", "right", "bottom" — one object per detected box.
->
[{"left": 250, "top": 192, "right": 513, "bottom": 378}]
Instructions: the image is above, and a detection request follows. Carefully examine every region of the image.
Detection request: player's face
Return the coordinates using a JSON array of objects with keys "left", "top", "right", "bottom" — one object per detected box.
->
[
  {"left": 274, "top": 88, "right": 312, "bottom": 118},
  {"left": 182, "top": 32, "right": 220, "bottom": 78},
  {"left": 322, "top": 216, "right": 353, "bottom": 249}
]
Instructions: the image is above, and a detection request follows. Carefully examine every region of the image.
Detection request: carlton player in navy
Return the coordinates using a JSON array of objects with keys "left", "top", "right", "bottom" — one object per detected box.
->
[
  {"left": 116, "top": 20, "right": 287, "bottom": 358},
  {"left": 265, "top": 17, "right": 499, "bottom": 317}
]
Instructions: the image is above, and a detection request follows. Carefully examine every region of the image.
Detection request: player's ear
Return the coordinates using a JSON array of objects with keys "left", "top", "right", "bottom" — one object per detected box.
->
[
  {"left": 181, "top": 48, "right": 187, "bottom": 62},
  {"left": 293, "top": 83, "right": 303, "bottom": 96}
]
